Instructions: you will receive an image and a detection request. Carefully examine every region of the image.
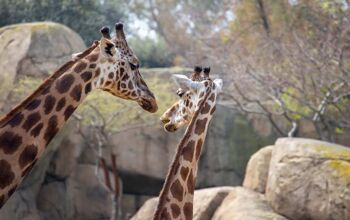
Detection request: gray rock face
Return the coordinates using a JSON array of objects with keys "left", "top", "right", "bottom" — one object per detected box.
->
[
  {"left": 243, "top": 146, "right": 273, "bottom": 193},
  {"left": 266, "top": 138, "right": 350, "bottom": 220},
  {"left": 212, "top": 187, "right": 288, "bottom": 220},
  {"left": 131, "top": 187, "right": 234, "bottom": 220}
]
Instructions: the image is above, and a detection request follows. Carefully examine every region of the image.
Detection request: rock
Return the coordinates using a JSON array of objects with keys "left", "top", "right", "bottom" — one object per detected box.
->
[
  {"left": 212, "top": 187, "right": 289, "bottom": 220},
  {"left": 0, "top": 22, "right": 85, "bottom": 109},
  {"left": 131, "top": 187, "right": 234, "bottom": 220},
  {"left": 266, "top": 138, "right": 350, "bottom": 220},
  {"left": 243, "top": 146, "right": 273, "bottom": 193}
]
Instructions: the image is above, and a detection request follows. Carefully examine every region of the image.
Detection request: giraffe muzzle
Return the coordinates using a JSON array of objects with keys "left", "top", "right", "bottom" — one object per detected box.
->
[
  {"left": 164, "top": 123, "right": 177, "bottom": 132},
  {"left": 138, "top": 97, "right": 158, "bottom": 113}
]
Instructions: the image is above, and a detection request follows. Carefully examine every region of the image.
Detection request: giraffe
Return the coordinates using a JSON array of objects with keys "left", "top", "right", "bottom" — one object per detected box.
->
[
  {"left": 0, "top": 23, "right": 158, "bottom": 208},
  {"left": 154, "top": 66, "right": 223, "bottom": 220}
]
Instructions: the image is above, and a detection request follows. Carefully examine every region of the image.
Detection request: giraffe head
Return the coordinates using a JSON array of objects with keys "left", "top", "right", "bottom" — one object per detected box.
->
[
  {"left": 160, "top": 66, "right": 223, "bottom": 132},
  {"left": 85, "top": 23, "right": 158, "bottom": 113}
]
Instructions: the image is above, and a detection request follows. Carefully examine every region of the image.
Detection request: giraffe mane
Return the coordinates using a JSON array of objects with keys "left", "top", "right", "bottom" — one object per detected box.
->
[
  {"left": 0, "top": 41, "right": 100, "bottom": 127},
  {"left": 154, "top": 83, "right": 213, "bottom": 219}
]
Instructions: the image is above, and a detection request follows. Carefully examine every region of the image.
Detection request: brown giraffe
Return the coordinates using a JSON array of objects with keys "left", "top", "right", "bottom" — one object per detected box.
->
[
  {"left": 0, "top": 23, "right": 158, "bottom": 208},
  {"left": 154, "top": 67, "right": 223, "bottom": 220}
]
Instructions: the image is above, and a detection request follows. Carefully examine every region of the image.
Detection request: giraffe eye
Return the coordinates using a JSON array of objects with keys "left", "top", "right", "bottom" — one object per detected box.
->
[
  {"left": 129, "top": 62, "right": 139, "bottom": 70},
  {"left": 176, "top": 91, "right": 184, "bottom": 97}
]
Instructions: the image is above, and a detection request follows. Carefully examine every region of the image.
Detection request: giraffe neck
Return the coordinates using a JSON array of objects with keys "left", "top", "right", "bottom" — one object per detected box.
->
[
  {"left": 0, "top": 45, "right": 104, "bottom": 208},
  {"left": 154, "top": 86, "right": 217, "bottom": 220}
]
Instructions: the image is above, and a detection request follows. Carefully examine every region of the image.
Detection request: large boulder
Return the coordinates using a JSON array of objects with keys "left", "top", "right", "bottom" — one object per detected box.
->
[
  {"left": 243, "top": 146, "right": 273, "bottom": 193},
  {"left": 131, "top": 187, "right": 234, "bottom": 220},
  {"left": 266, "top": 138, "right": 350, "bottom": 220},
  {"left": 212, "top": 187, "right": 289, "bottom": 220},
  {"left": 0, "top": 22, "right": 85, "bottom": 108}
]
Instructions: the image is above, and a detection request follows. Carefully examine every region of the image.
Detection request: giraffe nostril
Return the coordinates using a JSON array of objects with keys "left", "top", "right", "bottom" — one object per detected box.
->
[
  {"left": 164, "top": 123, "right": 177, "bottom": 132},
  {"left": 160, "top": 117, "right": 170, "bottom": 124}
]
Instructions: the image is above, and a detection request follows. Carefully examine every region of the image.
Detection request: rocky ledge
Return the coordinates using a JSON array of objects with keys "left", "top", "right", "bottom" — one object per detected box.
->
[{"left": 132, "top": 138, "right": 350, "bottom": 220}]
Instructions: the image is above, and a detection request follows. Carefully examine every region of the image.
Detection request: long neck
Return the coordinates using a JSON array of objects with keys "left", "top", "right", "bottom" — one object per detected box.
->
[
  {"left": 0, "top": 46, "right": 101, "bottom": 208},
  {"left": 154, "top": 87, "right": 217, "bottom": 220}
]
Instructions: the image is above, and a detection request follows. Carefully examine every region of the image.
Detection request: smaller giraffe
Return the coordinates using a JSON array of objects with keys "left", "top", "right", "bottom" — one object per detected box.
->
[{"left": 154, "top": 67, "right": 223, "bottom": 220}]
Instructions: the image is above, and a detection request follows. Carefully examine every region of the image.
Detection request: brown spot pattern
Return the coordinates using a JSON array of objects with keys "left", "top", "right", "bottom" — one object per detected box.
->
[
  {"left": 21, "top": 159, "right": 37, "bottom": 177},
  {"left": 81, "top": 71, "right": 92, "bottom": 82},
  {"left": 180, "top": 166, "right": 190, "bottom": 181},
  {"left": 0, "top": 160, "right": 15, "bottom": 189},
  {"left": 194, "top": 118, "right": 207, "bottom": 135},
  {"left": 64, "top": 105, "right": 76, "bottom": 121},
  {"left": 183, "top": 202, "right": 193, "bottom": 220},
  {"left": 183, "top": 140, "right": 195, "bottom": 162},
  {"left": 19, "top": 145, "right": 38, "bottom": 169},
  {"left": 195, "top": 139, "right": 203, "bottom": 160},
  {"left": 56, "top": 98, "right": 66, "bottom": 112},
  {"left": 210, "top": 106, "right": 216, "bottom": 115},
  {"left": 209, "top": 93, "right": 215, "bottom": 102},
  {"left": 44, "top": 95, "right": 56, "bottom": 114},
  {"left": 44, "top": 115, "right": 58, "bottom": 144},
  {"left": 22, "top": 112, "right": 41, "bottom": 131},
  {"left": 70, "top": 84, "right": 82, "bottom": 102},
  {"left": 30, "top": 123, "right": 43, "bottom": 137},
  {"left": 170, "top": 204, "right": 181, "bottom": 218},
  {"left": 160, "top": 209, "right": 171, "bottom": 220},
  {"left": 74, "top": 62, "right": 87, "bottom": 73},
  {"left": 128, "top": 81, "right": 134, "bottom": 89},
  {"left": 56, "top": 74, "right": 75, "bottom": 93},
  {"left": 7, "top": 112, "right": 24, "bottom": 127},
  {"left": 187, "top": 170, "right": 194, "bottom": 194},
  {"left": 200, "top": 103, "right": 211, "bottom": 114},
  {"left": 25, "top": 99, "right": 41, "bottom": 110},
  {"left": 170, "top": 179, "right": 184, "bottom": 202},
  {"left": 108, "top": 72, "right": 114, "bottom": 79},
  {"left": 0, "top": 132, "right": 22, "bottom": 154},
  {"left": 87, "top": 53, "right": 99, "bottom": 62},
  {"left": 85, "top": 83, "right": 92, "bottom": 94}
]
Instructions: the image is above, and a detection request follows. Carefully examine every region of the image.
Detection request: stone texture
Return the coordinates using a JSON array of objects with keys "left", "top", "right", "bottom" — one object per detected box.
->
[
  {"left": 212, "top": 187, "right": 289, "bottom": 220},
  {"left": 243, "top": 145, "right": 273, "bottom": 193},
  {"left": 131, "top": 187, "right": 234, "bottom": 220},
  {"left": 266, "top": 138, "right": 350, "bottom": 220}
]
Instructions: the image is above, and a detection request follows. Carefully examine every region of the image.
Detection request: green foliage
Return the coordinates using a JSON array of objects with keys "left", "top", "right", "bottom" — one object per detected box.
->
[
  {"left": 128, "top": 36, "right": 174, "bottom": 68},
  {"left": 0, "top": 0, "right": 127, "bottom": 44}
]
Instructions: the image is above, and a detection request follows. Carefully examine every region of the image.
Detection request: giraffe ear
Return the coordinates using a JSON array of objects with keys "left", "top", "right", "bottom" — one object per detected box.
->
[
  {"left": 100, "top": 38, "right": 116, "bottom": 58},
  {"left": 213, "top": 78, "right": 223, "bottom": 93},
  {"left": 172, "top": 74, "right": 202, "bottom": 92}
]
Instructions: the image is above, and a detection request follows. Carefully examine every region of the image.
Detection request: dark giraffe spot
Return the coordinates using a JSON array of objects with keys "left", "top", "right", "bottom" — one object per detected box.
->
[
  {"left": 56, "top": 98, "right": 66, "bottom": 112},
  {"left": 0, "top": 195, "right": 4, "bottom": 208},
  {"left": 121, "top": 83, "right": 126, "bottom": 89},
  {"left": 74, "top": 62, "right": 87, "bottom": 73},
  {"left": 94, "top": 68, "right": 100, "bottom": 77},
  {"left": 204, "top": 81, "right": 209, "bottom": 87},
  {"left": 116, "top": 81, "right": 121, "bottom": 90},
  {"left": 89, "top": 63, "right": 96, "bottom": 69},
  {"left": 85, "top": 83, "right": 92, "bottom": 94},
  {"left": 87, "top": 53, "right": 99, "bottom": 62},
  {"left": 64, "top": 105, "right": 76, "bottom": 121},
  {"left": 187, "top": 170, "right": 194, "bottom": 194},
  {"left": 19, "top": 145, "right": 38, "bottom": 169},
  {"left": 128, "top": 81, "right": 134, "bottom": 89},
  {"left": 44, "top": 95, "right": 56, "bottom": 114},
  {"left": 120, "top": 67, "right": 124, "bottom": 75},
  {"left": 0, "top": 160, "right": 15, "bottom": 189},
  {"left": 41, "top": 85, "right": 50, "bottom": 95},
  {"left": 189, "top": 102, "right": 193, "bottom": 109},
  {"left": 70, "top": 84, "right": 82, "bottom": 102},
  {"left": 210, "top": 106, "right": 216, "bottom": 115},
  {"left": 105, "top": 81, "right": 112, "bottom": 87},
  {"left": 185, "top": 99, "right": 189, "bottom": 107},
  {"left": 184, "top": 202, "right": 193, "bottom": 220},
  {"left": 194, "top": 118, "right": 207, "bottom": 135},
  {"left": 7, "top": 184, "right": 17, "bottom": 198},
  {"left": 100, "top": 78, "right": 104, "bottom": 85},
  {"left": 22, "top": 112, "right": 41, "bottom": 131},
  {"left": 44, "top": 115, "right": 58, "bottom": 144},
  {"left": 7, "top": 112, "right": 24, "bottom": 127},
  {"left": 180, "top": 166, "right": 190, "bottom": 181},
  {"left": 183, "top": 140, "right": 195, "bottom": 161},
  {"left": 170, "top": 203, "right": 181, "bottom": 218},
  {"left": 170, "top": 179, "right": 183, "bottom": 202},
  {"left": 131, "top": 91, "right": 137, "bottom": 97},
  {"left": 108, "top": 72, "right": 114, "bottom": 79},
  {"left": 160, "top": 209, "right": 171, "bottom": 220},
  {"left": 209, "top": 93, "right": 215, "bottom": 102},
  {"left": 56, "top": 74, "right": 75, "bottom": 93},
  {"left": 0, "top": 132, "right": 22, "bottom": 154},
  {"left": 195, "top": 139, "right": 203, "bottom": 160},
  {"left": 81, "top": 71, "right": 92, "bottom": 82},
  {"left": 30, "top": 123, "right": 43, "bottom": 137},
  {"left": 200, "top": 103, "right": 211, "bottom": 114},
  {"left": 122, "top": 74, "right": 129, "bottom": 81},
  {"left": 199, "top": 92, "right": 205, "bottom": 98},
  {"left": 25, "top": 99, "right": 41, "bottom": 110}
]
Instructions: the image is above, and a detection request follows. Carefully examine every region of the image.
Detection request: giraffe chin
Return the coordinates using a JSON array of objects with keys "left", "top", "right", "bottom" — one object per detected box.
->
[
  {"left": 164, "top": 123, "right": 177, "bottom": 132},
  {"left": 138, "top": 98, "right": 158, "bottom": 113}
]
